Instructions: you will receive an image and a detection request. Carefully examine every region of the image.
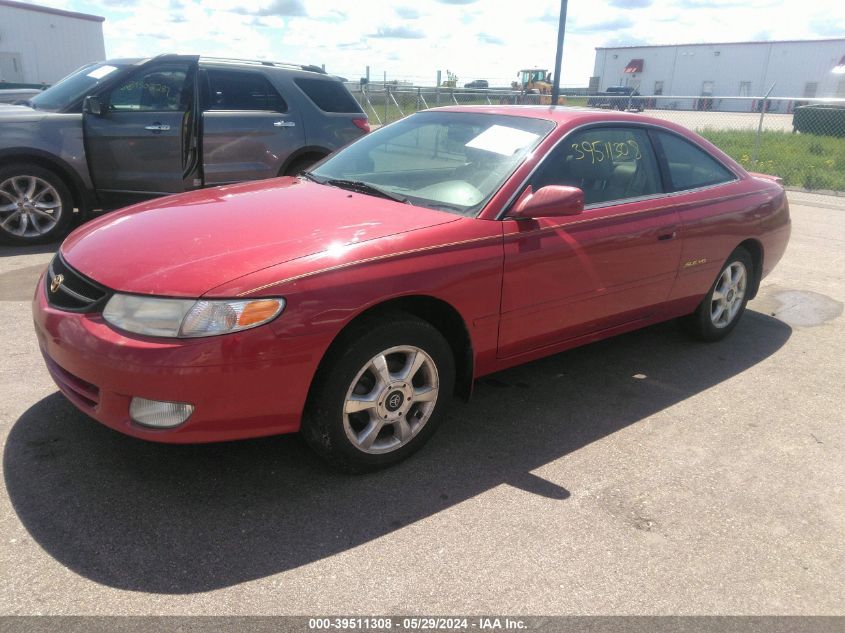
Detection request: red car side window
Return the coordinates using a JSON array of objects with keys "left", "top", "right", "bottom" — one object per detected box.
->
[
  {"left": 532, "top": 127, "right": 662, "bottom": 206},
  {"left": 653, "top": 131, "right": 736, "bottom": 192}
]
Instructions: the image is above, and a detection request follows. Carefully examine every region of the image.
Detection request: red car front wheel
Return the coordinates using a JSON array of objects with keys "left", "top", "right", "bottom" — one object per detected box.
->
[{"left": 302, "top": 312, "right": 455, "bottom": 472}]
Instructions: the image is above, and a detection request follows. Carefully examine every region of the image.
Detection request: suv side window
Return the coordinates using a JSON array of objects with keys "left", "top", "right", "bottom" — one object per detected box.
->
[
  {"left": 654, "top": 131, "right": 735, "bottom": 191},
  {"left": 294, "top": 77, "right": 363, "bottom": 113},
  {"left": 531, "top": 127, "right": 661, "bottom": 205},
  {"left": 108, "top": 66, "right": 190, "bottom": 112},
  {"left": 203, "top": 70, "right": 287, "bottom": 112}
]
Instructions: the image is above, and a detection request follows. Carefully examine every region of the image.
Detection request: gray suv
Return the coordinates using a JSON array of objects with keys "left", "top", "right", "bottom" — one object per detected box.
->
[{"left": 0, "top": 54, "right": 369, "bottom": 244}]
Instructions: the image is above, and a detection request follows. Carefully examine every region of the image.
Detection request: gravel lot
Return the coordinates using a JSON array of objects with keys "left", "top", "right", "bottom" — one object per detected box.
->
[{"left": 0, "top": 192, "right": 842, "bottom": 616}]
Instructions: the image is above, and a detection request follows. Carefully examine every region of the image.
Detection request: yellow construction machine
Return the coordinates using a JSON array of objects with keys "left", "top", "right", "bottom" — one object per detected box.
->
[
  {"left": 502, "top": 68, "right": 565, "bottom": 105},
  {"left": 441, "top": 70, "right": 459, "bottom": 88}
]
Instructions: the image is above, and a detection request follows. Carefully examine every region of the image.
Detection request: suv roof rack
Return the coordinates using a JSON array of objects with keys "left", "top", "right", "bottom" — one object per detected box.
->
[{"left": 200, "top": 56, "right": 325, "bottom": 74}]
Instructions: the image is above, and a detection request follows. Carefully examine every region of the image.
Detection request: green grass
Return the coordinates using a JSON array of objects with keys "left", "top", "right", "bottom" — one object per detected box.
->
[{"left": 699, "top": 129, "right": 845, "bottom": 191}]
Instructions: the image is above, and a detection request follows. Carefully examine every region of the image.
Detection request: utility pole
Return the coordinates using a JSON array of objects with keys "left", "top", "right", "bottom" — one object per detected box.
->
[{"left": 550, "top": 0, "right": 568, "bottom": 107}]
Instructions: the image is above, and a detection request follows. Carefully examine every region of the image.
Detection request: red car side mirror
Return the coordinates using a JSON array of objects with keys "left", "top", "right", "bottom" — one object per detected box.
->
[{"left": 509, "top": 185, "right": 584, "bottom": 219}]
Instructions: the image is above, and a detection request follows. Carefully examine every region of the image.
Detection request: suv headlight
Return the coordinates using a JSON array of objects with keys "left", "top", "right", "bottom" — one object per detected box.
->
[{"left": 103, "top": 294, "right": 285, "bottom": 338}]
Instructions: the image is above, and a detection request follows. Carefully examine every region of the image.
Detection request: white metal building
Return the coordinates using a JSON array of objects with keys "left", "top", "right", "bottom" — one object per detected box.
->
[
  {"left": 0, "top": 0, "right": 105, "bottom": 85},
  {"left": 592, "top": 39, "right": 845, "bottom": 104}
]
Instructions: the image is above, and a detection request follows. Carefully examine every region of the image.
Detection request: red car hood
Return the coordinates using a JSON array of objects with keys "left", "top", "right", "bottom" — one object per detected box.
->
[{"left": 61, "top": 178, "right": 459, "bottom": 296}]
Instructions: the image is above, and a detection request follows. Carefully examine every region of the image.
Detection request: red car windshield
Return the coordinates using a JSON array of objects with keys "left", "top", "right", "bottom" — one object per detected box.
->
[{"left": 310, "top": 111, "right": 555, "bottom": 216}]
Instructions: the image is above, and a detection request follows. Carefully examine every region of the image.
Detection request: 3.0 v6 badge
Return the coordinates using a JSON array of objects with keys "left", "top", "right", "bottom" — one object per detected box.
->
[{"left": 683, "top": 258, "right": 708, "bottom": 268}]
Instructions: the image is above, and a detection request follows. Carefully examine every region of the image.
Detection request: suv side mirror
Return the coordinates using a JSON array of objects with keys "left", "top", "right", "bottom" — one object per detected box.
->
[
  {"left": 509, "top": 185, "right": 584, "bottom": 219},
  {"left": 83, "top": 95, "right": 103, "bottom": 116}
]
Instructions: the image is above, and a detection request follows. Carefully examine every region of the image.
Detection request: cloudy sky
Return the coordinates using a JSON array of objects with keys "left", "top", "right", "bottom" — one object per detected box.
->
[{"left": 40, "top": 0, "right": 845, "bottom": 86}]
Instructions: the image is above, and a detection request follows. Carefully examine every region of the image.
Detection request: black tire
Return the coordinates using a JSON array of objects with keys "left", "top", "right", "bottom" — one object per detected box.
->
[
  {"left": 302, "top": 312, "right": 456, "bottom": 473},
  {"left": 0, "top": 163, "right": 75, "bottom": 245},
  {"left": 283, "top": 155, "right": 322, "bottom": 177},
  {"left": 682, "top": 247, "right": 754, "bottom": 342}
]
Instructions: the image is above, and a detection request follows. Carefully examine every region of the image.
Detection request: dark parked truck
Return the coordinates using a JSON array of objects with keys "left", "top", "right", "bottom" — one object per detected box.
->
[
  {"left": 0, "top": 54, "right": 369, "bottom": 244},
  {"left": 587, "top": 86, "right": 644, "bottom": 112}
]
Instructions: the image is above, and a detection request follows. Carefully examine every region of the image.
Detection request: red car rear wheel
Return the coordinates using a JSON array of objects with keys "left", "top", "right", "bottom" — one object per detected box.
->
[{"left": 684, "top": 247, "right": 753, "bottom": 342}]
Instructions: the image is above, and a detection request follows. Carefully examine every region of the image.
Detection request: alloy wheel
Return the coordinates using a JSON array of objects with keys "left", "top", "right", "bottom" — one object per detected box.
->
[
  {"left": 710, "top": 261, "right": 747, "bottom": 328},
  {"left": 0, "top": 175, "right": 63, "bottom": 238},
  {"left": 343, "top": 345, "right": 440, "bottom": 454}
]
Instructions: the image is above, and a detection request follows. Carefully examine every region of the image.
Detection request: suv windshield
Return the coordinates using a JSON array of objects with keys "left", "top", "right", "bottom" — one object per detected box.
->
[
  {"left": 310, "top": 111, "right": 554, "bottom": 216},
  {"left": 29, "top": 62, "right": 130, "bottom": 112}
]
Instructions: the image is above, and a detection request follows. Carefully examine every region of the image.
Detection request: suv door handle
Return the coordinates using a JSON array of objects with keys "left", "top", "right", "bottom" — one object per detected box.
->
[
  {"left": 657, "top": 231, "right": 677, "bottom": 241},
  {"left": 273, "top": 121, "right": 296, "bottom": 128},
  {"left": 144, "top": 123, "right": 171, "bottom": 132}
]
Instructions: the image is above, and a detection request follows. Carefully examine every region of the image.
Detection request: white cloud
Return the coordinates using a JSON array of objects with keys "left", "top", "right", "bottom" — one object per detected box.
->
[
  {"left": 369, "top": 25, "right": 425, "bottom": 39},
  {"left": 61, "top": 0, "right": 845, "bottom": 86}
]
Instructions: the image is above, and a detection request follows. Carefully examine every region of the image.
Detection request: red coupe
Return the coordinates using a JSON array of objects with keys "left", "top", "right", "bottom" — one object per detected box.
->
[{"left": 32, "top": 106, "right": 791, "bottom": 471}]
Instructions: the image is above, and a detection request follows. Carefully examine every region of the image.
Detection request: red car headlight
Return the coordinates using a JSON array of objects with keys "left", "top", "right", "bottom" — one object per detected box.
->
[{"left": 102, "top": 294, "right": 285, "bottom": 338}]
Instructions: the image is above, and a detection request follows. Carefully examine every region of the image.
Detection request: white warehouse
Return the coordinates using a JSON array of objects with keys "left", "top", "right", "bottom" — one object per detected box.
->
[
  {"left": 0, "top": 0, "right": 106, "bottom": 85},
  {"left": 592, "top": 38, "right": 845, "bottom": 109}
]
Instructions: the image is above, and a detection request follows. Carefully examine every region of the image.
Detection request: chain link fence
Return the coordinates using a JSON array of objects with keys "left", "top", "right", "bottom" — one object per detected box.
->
[{"left": 348, "top": 85, "right": 845, "bottom": 193}]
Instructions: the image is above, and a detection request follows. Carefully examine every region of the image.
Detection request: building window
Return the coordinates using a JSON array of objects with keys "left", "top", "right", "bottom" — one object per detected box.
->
[
  {"left": 739, "top": 81, "right": 752, "bottom": 97},
  {"left": 803, "top": 82, "right": 818, "bottom": 98},
  {"left": 701, "top": 81, "right": 714, "bottom": 96},
  {"left": 654, "top": 80, "right": 664, "bottom": 95}
]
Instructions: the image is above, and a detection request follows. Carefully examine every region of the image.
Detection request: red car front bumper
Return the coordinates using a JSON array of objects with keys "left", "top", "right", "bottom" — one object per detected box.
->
[{"left": 32, "top": 273, "right": 328, "bottom": 443}]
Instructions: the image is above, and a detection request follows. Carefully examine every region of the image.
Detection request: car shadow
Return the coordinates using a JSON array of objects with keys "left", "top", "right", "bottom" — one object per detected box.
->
[{"left": 4, "top": 311, "right": 791, "bottom": 594}]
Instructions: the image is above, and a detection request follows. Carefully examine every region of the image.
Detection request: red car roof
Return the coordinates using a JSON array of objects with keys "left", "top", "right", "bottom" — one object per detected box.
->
[{"left": 429, "top": 105, "right": 655, "bottom": 125}]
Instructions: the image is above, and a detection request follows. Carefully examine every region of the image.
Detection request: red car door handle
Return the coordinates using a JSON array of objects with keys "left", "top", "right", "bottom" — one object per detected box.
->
[{"left": 657, "top": 231, "right": 677, "bottom": 241}]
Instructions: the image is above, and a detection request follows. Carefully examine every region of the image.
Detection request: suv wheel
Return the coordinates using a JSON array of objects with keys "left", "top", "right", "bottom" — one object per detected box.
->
[
  {"left": 283, "top": 156, "right": 322, "bottom": 177},
  {"left": 0, "top": 164, "right": 74, "bottom": 245}
]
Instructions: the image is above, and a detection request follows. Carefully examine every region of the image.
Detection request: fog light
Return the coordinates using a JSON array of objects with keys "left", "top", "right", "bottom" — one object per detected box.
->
[{"left": 129, "top": 397, "right": 194, "bottom": 428}]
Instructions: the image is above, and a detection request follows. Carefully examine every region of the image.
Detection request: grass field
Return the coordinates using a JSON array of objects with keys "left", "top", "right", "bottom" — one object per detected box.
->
[{"left": 696, "top": 130, "right": 845, "bottom": 191}]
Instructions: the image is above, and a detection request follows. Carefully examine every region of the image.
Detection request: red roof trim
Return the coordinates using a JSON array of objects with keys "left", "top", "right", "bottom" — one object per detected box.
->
[{"left": 0, "top": 0, "right": 105, "bottom": 23}]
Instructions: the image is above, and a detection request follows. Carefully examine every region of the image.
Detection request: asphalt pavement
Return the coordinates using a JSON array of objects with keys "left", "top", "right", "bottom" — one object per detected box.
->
[{"left": 0, "top": 192, "right": 842, "bottom": 615}]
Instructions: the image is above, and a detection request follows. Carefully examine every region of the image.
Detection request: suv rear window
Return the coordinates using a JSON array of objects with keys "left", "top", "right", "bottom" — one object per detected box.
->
[
  {"left": 204, "top": 70, "right": 287, "bottom": 112},
  {"left": 294, "top": 77, "right": 362, "bottom": 113}
]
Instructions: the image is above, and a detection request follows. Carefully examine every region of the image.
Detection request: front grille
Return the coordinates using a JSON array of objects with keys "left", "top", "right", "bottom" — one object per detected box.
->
[{"left": 46, "top": 254, "right": 111, "bottom": 313}]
